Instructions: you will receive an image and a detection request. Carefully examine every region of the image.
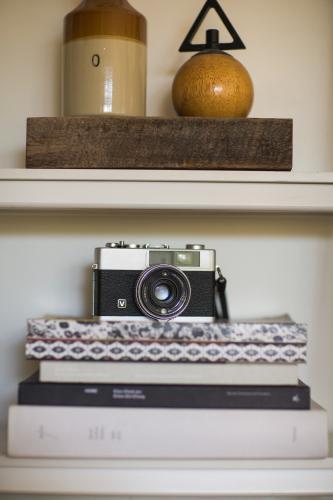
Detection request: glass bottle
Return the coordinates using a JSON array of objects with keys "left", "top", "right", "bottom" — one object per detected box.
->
[{"left": 63, "top": 0, "right": 147, "bottom": 116}]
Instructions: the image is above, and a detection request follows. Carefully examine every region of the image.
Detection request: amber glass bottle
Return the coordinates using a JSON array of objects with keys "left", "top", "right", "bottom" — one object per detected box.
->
[{"left": 63, "top": 0, "right": 147, "bottom": 116}]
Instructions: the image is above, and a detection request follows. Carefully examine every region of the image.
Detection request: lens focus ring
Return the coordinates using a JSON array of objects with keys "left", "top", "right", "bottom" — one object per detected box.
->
[{"left": 135, "top": 264, "right": 191, "bottom": 321}]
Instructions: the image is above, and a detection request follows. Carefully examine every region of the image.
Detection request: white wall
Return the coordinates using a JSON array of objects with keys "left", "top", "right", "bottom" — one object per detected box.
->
[
  {"left": 1, "top": 212, "right": 333, "bottom": 429},
  {"left": 0, "top": 0, "right": 332, "bottom": 170}
]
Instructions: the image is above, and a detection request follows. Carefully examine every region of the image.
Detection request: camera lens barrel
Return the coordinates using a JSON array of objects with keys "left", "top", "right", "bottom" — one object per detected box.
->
[{"left": 135, "top": 264, "right": 192, "bottom": 321}]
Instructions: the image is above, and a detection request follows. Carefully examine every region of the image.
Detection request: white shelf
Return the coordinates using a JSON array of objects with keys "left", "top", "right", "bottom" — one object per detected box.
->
[
  {"left": 1, "top": 452, "right": 333, "bottom": 496},
  {"left": 1, "top": 169, "right": 333, "bottom": 213},
  {"left": 1, "top": 169, "right": 333, "bottom": 497}
]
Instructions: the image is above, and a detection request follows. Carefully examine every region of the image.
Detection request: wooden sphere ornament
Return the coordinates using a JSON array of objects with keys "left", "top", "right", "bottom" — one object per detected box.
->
[
  {"left": 172, "top": 36, "right": 254, "bottom": 118},
  {"left": 172, "top": 0, "right": 254, "bottom": 118}
]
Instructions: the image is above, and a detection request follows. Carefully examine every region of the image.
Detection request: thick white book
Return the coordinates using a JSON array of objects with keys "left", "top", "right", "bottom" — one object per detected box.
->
[
  {"left": 8, "top": 404, "right": 328, "bottom": 459},
  {"left": 39, "top": 361, "right": 299, "bottom": 385}
]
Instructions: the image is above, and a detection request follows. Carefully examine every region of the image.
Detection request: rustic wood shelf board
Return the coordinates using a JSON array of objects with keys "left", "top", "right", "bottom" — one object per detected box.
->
[{"left": 26, "top": 116, "right": 293, "bottom": 171}]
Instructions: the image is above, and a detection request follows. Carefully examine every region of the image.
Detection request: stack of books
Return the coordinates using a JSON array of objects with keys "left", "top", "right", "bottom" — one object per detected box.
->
[{"left": 7, "top": 316, "right": 329, "bottom": 459}]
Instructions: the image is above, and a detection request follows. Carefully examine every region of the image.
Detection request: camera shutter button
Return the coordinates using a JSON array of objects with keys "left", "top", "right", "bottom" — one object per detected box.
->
[
  {"left": 186, "top": 244, "right": 205, "bottom": 250},
  {"left": 106, "top": 242, "right": 120, "bottom": 248}
]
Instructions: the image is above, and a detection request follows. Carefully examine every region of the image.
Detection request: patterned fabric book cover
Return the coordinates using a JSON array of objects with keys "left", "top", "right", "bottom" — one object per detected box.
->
[
  {"left": 26, "top": 317, "right": 307, "bottom": 363},
  {"left": 27, "top": 317, "right": 307, "bottom": 343},
  {"left": 26, "top": 339, "right": 306, "bottom": 363}
]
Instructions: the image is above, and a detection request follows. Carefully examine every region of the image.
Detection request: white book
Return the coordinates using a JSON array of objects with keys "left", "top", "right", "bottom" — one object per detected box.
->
[
  {"left": 39, "top": 361, "right": 299, "bottom": 385},
  {"left": 8, "top": 403, "right": 328, "bottom": 459}
]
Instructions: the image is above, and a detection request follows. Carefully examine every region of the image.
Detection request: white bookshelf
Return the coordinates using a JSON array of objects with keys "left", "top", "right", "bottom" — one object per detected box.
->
[
  {"left": 0, "top": 0, "right": 332, "bottom": 496},
  {"left": 1, "top": 169, "right": 333, "bottom": 213},
  {"left": 0, "top": 169, "right": 333, "bottom": 497}
]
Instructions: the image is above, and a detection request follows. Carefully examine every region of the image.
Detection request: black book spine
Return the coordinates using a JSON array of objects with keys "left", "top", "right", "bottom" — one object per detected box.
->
[{"left": 18, "top": 379, "right": 310, "bottom": 410}]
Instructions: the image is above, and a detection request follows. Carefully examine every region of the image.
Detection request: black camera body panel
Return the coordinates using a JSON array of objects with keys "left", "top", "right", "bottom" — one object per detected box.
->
[{"left": 94, "top": 269, "right": 216, "bottom": 319}]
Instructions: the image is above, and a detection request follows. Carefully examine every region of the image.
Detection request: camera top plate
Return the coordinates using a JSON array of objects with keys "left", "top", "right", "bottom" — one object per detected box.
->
[{"left": 105, "top": 241, "right": 206, "bottom": 250}]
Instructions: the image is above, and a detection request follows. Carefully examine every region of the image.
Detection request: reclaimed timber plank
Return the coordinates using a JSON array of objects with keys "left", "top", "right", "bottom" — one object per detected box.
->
[{"left": 26, "top": 116, "right": 292, "bottom": 171}]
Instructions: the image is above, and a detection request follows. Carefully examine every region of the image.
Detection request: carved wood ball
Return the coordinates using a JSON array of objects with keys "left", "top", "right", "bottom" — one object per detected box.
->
[{"left": 172, "top": 52, "right": 254, "bottom": 118}]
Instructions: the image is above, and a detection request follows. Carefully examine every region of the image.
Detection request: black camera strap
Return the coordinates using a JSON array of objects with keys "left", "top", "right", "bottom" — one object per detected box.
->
[{"left": 215, "top": 266, "right": 229, "bottom": 320}]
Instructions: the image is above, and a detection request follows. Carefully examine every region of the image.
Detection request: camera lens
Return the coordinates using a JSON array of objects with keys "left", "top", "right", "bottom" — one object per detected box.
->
[
  {"left": 135, "top": 264, "right": 191, "bottom": 321},
  {"left": 154, "top": 284, "right": 172, "bottom": 302}
]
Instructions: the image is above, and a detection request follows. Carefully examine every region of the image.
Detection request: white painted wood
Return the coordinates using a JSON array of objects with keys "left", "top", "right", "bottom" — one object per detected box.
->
[
  {"left": 1, "top": 453, "right": 333, "bottom": 495},
  {"left": 1, "top": 168, "right": 333, "bottom": 183},
  {"left": 1, "top": 170, "right": 333, "bottom": 213}
]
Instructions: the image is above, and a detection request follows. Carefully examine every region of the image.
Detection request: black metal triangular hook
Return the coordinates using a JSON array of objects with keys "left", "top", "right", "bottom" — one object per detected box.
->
[{"left": 179, "top": 0, "right": 246, "bottom": 53}]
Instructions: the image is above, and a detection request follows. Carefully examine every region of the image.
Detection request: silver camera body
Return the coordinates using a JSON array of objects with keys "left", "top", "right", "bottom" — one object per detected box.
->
[{"left": 93, "top": 242, "right": 216, "bottom": 322}]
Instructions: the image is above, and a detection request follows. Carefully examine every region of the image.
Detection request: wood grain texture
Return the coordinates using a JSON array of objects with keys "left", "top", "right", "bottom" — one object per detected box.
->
[
  {"left": 172, "top": 53, "right": 254, "bottom": 118},
  {"left": 26, "top": 116, "right": 293, "bottom": 171}
]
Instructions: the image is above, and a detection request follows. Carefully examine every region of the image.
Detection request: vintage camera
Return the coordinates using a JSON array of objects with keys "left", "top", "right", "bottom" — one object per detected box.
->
[{"left": 92, "top": 241, "right": 216, "bottom": 322}]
